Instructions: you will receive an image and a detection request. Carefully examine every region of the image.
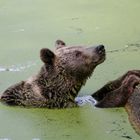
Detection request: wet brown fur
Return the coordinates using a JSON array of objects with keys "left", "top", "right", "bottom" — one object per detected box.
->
[
  {"left": 1, "top": 40, "right": 105, "bottom": 108},
  {"left": 92, "top": 70, "right": 140, "bottom": 135}
]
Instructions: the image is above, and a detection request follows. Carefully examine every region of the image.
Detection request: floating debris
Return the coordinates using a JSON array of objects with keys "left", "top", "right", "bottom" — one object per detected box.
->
[
  {"left": 75, "top": 95, "right": 97, "bottom": 106},
  {"left": 69, "top": 26, "right": 83, "bottom": 34},
  {"left": 127, "top": 43, "right": 140, "bottom": 48},
  {"left": 71, "top": 17, "right": 79, "bottom": 20},
  {"left": 121, "top": 135, "right": 132, "bottom": 139}
]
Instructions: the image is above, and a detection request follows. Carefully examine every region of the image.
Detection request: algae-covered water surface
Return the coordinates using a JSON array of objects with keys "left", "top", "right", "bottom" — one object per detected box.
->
[{"left": 0, "top": 0, "right": 140, "bottom": 140}]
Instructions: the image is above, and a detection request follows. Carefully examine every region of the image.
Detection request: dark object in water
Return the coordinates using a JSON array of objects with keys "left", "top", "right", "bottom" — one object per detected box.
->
[
  {"left": 121, "top": 135, "right": 132, "bottom": 139},
  {"left": 92, "top": 70, "right": 140, "bottom": 135}
]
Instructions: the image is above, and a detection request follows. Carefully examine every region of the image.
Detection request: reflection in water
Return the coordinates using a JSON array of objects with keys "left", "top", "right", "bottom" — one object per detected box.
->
[{"left": 0, "top": 61, "right": 37, "bottom": 72}]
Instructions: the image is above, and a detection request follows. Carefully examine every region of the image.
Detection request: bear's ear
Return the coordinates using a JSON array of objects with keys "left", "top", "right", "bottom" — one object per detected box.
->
[
  {"left": 55, "top": 40, "right": 66, "bottom": 49},
  {"left": 40, "top": 48, "right": 55, "bottom": 65}
]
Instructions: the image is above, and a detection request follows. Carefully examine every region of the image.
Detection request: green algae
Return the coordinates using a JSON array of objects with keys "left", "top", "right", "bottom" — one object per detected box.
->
[{"left": 0, "top": 0, "right": 140, "bottom": 140}]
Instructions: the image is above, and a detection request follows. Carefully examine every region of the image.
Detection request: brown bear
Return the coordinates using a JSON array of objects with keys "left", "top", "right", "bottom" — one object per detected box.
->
[
  {"left": 91, "top": 70, "right": 140, "bottom": 135},
  {"left": 0, "top": 40, "right": 106, "bottom": 108}
]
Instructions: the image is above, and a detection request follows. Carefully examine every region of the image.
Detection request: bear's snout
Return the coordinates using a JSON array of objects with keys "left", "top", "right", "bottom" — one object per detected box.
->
[
  {"left": 88, "top": 44, "right": 106, "bottom": 65},
  {"left": 95, "top": 45, "right": 105, "bottom": 55}
]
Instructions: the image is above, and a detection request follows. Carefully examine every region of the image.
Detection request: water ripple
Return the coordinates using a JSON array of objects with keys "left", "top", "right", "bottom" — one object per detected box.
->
[
  {"left": 107, "top": 43, "right": 140, "bottom": 53},
  {"left": 0, "top": 61, "right": 37, "bottom": 72}
]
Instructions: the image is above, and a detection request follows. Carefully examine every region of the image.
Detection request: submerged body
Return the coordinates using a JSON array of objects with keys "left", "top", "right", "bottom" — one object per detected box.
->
[{"left": 1, "top": 40, "right": 105, "bottom": 108}]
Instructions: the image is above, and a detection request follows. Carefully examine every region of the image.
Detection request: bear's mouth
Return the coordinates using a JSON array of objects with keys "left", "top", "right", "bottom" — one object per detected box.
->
[
  {"left": 94, "top": 49, "right": 106, "bottom": 65},
  {"left": 98, "top": 53, "right": 106, "bottom": 63},
  {"left": 93, "top": 44, "right": 106, "bottom": 64}
]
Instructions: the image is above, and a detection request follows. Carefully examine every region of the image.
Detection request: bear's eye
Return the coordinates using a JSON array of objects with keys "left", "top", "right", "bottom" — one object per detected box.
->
[{"left": 75, "top": 51, "right": 82, "bottom": 57}]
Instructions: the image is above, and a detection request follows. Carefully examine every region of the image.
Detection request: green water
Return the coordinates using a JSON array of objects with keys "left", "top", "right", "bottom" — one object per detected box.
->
[{"left": 0, "top": 0, "right": 140, "bottom": 140}]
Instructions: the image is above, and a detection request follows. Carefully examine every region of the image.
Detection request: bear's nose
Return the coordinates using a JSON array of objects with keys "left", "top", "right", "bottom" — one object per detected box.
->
[{"left": 96, "top": 45, "right": 105, "bottom": 54}]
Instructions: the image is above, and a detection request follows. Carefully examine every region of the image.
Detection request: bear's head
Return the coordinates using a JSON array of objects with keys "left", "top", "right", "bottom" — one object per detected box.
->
[{"left": 40, "top": 40, "right": 106, "bottom": 81}]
